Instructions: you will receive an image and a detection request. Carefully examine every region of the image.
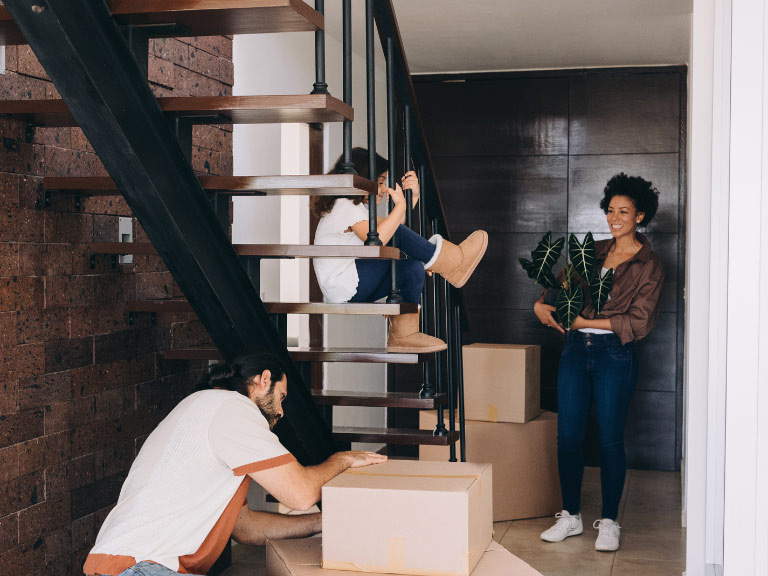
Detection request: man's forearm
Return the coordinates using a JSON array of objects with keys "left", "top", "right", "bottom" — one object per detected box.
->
[
  {"left": 298, "top": 454, "right": 352, "bottom": 506},
  {"left": 231, "top": 507, "right": 322, "bottom": 546}
]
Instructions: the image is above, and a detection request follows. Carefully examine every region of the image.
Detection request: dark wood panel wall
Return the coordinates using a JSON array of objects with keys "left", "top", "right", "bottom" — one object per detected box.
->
[{"left": 411, "top": 67, "right": 686, "bottom": 471}]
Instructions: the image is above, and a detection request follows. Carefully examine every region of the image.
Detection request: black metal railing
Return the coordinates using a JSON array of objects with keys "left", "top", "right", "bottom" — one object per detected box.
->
[{"left": 316, "top": 0, "right": 467, "bottom": 460}]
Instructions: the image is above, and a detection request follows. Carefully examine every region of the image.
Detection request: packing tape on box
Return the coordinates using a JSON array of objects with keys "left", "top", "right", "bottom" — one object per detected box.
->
[
  {"left": 344, "top": 470, "right": 481, "bottom": 480},
  {"left": 388, "top": 537, "right": 406, "bottom": 571},
  {"left": 487, "top": 405, "right": 498, "bottom": 422}
]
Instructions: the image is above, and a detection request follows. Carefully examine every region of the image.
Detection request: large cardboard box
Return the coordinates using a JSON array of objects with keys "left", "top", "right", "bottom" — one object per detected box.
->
[
  {"left": 266, "top": 537, "right": 543, "bottom": 576},
  {"left": 322, "top": 460, "right": 493, "bottom": 576},
  {"left": 419, "top": 411, "right": 561, "bottom": 522},
  {"left": 462, "top": 344, "right": 540, "bottom": 423}
]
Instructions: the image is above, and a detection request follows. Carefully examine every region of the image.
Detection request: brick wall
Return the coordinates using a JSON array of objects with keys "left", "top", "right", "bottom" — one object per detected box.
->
[{"left": 0, "top": 35, "right": 233, "bottom": 576}]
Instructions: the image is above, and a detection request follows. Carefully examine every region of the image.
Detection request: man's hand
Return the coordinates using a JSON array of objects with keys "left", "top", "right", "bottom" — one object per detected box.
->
[{"left": 331, "top": 450, "right": 387, "bottom": 469}]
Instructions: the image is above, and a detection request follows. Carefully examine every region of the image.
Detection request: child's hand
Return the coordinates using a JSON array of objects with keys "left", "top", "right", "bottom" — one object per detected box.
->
[
  {"left": 388, "top": 182, "right": 406, "bottom": 207},
  {"left": 401, "top": 171, "right": 420, "bottom": 204}
]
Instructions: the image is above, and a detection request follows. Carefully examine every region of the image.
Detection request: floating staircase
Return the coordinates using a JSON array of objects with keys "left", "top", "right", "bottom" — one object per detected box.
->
[{"left": 1, "top": 0, "right": 464, "bottom": 468}]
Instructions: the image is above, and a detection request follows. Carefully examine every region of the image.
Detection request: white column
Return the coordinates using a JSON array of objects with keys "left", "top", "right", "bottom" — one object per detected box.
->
[
  {"left": 687, "top": 0, "right": 731, "bottom": 574},
  {"left": 722, "top": 0, "right": 768, "bottom": 574},
  {"left": 280, "top": 123, "right": 310, "bottom": 347}
]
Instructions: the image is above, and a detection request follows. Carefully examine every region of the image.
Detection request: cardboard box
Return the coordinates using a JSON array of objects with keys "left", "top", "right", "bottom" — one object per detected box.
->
[
  {"left": 462, "top": 344, "right": 541, "bottom": 423},
  {"left": 419, "top": 411, "right": 561, "bottom": 522},
  {"left": 266, "top": 537, "right": 543, "bottom": 576},
  {"left": 322, "top": 460, "right": 493, "bottom": 576}
]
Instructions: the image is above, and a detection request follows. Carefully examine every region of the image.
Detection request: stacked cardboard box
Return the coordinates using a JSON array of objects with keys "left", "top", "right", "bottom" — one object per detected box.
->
[
  {"left": 322, "top": 460, "right": 493, "bottom": 576},
  {"left": 266, "top": 537, "right": 543, "bottom": 576},
  {"left": 420, "top": 344, "right": 562, "bottom": 521}
]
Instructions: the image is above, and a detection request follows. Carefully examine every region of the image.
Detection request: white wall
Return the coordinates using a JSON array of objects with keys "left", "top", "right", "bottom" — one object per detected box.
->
[
  {"left": 233, "top": 5, "right": 390, "bottom": 445},
  {"left": 687, "top": 0, "right": 768, "bottom": 575}
]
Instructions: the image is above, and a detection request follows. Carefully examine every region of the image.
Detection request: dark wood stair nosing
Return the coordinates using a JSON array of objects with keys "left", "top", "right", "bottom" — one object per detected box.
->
[
  {"left": 0, "top": 95, "right": 353, "bottom": 127},
  {"left": 0, "top": 1, "right": 323, "bottom": 46},
  {"left": 43, "top": 174, "right": 377, "bottom": 197},
  {"left": 161, "top": 347, "right": 433, "bottom": 364},
  {"left": 331, "top": 427, "right": 460, "bottom": 446},
  {"left": 127, "top": 298, "right": 418, "bottom": 316},
  {"left": 90, "top": 242, "right": 402, "bottom": 260},
  {"left": 312, "top": 390, "right": 448, "bottom": 409}
]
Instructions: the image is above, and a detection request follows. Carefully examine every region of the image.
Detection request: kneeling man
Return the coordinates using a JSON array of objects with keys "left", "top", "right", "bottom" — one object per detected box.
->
[{"left": 83, "top": 352, "right": 385, "bottom": 576}]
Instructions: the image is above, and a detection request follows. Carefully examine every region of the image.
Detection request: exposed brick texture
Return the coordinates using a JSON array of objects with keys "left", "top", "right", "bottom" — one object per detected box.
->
[{"left": 1, "top": 31, "right": 233, "bottom": 575}]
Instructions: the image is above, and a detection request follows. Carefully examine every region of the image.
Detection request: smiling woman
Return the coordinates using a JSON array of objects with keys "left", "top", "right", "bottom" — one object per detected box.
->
[{"left": 534, "top": 173, "right": 664, "bottom": 553}]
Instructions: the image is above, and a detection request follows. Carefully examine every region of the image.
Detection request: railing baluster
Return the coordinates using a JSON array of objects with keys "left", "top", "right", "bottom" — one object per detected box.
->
[
  {"left": 454, "top": 290, "right": 467, "bottom": 462},
  {"left": 311, "top": 0, "right": 328, "bottom": 94},
  {"left": 364, "top": 0, "right": 381, "bottom": 246},
  {"left": 446, "top": 282, "right": 457, "bottom": 462},
  {"left": 432, "top": 218, "right": 447, "bottom": 437},
  {"left": 385, "top": 37, "right": 402, "bottom": 303},
  {"left": 337, "top": 0, "right": 355, "bottom": 174},
  {"left": 419, "top": 168, "right": 436, "bottom": 400},
  {"left": 403, "top": 103, "right": 413, "bottom": 229}
]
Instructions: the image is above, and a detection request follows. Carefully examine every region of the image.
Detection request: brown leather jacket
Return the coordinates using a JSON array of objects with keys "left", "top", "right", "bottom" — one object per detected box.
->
[{"left": 580, "top": 234, "right": 664, "bottom": 345}]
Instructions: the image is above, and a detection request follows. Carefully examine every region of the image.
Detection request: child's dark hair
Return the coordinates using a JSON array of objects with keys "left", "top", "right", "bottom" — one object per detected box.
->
[
  {"left": 312, "top": 147, "right": 388, "bottom": 217},
  {"left": 195, "top": 352, "right": 287, "bottom": 397},
  {"left": 599, "top": 173, "right": 660, "bottom": 227}
]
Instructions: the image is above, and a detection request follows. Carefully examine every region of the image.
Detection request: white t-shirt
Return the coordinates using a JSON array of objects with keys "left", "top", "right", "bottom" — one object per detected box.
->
[
  {"left": 83, "top": 390, "right": 294, "bottom": 575},
  {"left": 313, "top": 198, "right": 370, "bottom": 303},
  {"left": 579, "top": 267, "right": 614, "bottom": 335}
]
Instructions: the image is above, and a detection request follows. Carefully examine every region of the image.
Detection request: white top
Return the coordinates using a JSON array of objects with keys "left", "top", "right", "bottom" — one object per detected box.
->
[
  {"left": 579, "top": 267, "right": 614, "bottom": 335},
  {"left": 84, "top": 390, "right": 294, "bottom": 575},
  {"left": 313, "top": 198, "right": 370, "bottom": 303}
]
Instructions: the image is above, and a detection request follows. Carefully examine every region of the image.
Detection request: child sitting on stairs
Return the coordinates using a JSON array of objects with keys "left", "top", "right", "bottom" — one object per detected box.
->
[{"left": 312, "top": 148, "right": 488, "bottom": 353}]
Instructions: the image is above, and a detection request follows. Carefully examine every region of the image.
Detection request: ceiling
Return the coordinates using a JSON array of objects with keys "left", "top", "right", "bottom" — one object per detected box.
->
[{"left": 324, "top": 0, "right": 692, "bottom": 75}]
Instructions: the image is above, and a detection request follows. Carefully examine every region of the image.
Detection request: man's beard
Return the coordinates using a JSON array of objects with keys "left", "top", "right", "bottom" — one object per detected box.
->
[{"left": 256, "top": 391, "right": 282, "bottom": 429}]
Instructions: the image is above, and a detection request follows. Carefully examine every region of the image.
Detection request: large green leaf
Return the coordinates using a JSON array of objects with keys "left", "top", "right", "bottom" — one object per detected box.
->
[
  {"left": 556, "top": 285, "right": 584, "bottom": 330},
  {"left": 518, "top": 232, "right": 564, "bottom": 289},
  {"left": 568, "top": 232, "right": 596, "bottom": 285},
  {"left": 518, "top": 258, "right": 557, "bottom": 289},
  {"left": 590, "top": 268, "right": 615, "bottom": 315}
]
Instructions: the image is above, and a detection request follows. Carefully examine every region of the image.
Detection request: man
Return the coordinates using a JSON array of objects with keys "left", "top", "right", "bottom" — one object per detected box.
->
[{"left": 83, "top": 352, "right": 386, "bottom": 576}]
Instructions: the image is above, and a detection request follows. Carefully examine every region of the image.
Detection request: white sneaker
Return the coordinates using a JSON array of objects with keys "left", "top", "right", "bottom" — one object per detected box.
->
[
  {"left": 540, "top": 510, "right": 583, "bottom": 542},
  {"left": 593, "top": 518, "right": 621, "bottom": 551}
]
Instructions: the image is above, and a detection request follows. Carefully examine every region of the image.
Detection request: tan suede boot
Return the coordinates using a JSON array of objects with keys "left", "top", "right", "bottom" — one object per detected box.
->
[
  {"left": 387, "top": 313, "right": 447, "bottom": 353},
  {"left": 426, "top": 230, "right": 488, "bottom": 288}
]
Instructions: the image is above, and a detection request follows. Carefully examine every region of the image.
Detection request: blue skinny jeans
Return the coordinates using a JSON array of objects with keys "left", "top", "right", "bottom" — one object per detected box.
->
[
  {"left": 557, "top": 330, "right": 637, "bottom": 520},
  {"left": 351, "top": 225, "right": 436, "bottom": 304}
]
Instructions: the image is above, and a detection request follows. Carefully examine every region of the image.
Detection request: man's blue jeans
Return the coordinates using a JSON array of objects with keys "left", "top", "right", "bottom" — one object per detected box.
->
[
  {"left": 117, "top": 562, "right": 202, "bottom": 576},
  {"left": 351, "top": 225, "right": 436, "bottom": 304},
  {"left": 556, "top": 330, "right": 637, "bottom": 520}
]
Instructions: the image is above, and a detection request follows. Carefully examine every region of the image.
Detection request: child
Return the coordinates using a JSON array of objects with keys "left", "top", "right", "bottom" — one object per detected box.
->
[{"left": 313, "top": 148, "right": 488, "bottom": 352}]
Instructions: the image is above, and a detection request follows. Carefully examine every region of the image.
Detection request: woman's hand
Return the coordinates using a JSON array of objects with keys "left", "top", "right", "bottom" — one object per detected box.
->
[
  {"left": 401, "top": 170, "right": 420, "bottom": 207},
  {"left": 534, "top": 300, "right": 565, "bottom": 334}
]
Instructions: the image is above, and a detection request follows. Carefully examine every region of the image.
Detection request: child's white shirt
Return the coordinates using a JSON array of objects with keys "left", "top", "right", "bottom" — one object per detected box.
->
[{"left": 313, "top": 198, "right": 370, "bottom": 302}]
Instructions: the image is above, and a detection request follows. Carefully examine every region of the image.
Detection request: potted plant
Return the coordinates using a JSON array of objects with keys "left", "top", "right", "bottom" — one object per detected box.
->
[{"left": 518, "top": 232, "right": 615, "bottom": 330}]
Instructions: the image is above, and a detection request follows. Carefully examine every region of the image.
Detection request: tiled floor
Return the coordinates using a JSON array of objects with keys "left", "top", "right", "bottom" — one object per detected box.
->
[{"left": 220, "top": 467, "right": 685, "bottom": 576}]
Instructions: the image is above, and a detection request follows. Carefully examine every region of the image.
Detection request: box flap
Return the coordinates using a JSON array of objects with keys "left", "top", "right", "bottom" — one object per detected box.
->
[
  {"left": 324, "top": 460, "right": 491, "bottom": 494},
  {"left": 267, "top": 538, "right": 542, "bottom": 576}
]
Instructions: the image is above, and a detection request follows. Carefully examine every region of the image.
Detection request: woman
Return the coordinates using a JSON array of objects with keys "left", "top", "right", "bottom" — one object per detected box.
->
[
  {"left": 313, "top": 148, "right": 488, "bottom": 353},
  {"left": 534, "top": 173, "right": 664, "bottom": 552}
]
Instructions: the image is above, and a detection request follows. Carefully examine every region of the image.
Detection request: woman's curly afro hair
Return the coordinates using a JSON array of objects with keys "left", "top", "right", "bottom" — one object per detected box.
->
[{"left": 599, "top": 173, "right": 660, "bottom": 227}]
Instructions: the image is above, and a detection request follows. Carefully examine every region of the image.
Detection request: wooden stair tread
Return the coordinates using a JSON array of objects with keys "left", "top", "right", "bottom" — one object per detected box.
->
[
  {"left": 331, "top": 427, "right": 459, "bottom": 446},
  {"left": 162, "top": 347, "right": 432, "bottom": 364},
  {"left": 127, "top": 298, "right": 417, "bottom": 315},
  {"left": 312, "top": 390, "right": 447, "bottom": 409},
  {"left": 92, "top": 242, "right": 401, "bottom": 259},
  {"left": 44, "top": 174, "right": 377, "bottom": 196},
  {"left": 0, "top": 0, "right": 322, "bottom": 46},
  {"left": 0, "top": 95, "right": 352, "bottom": 127}
]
